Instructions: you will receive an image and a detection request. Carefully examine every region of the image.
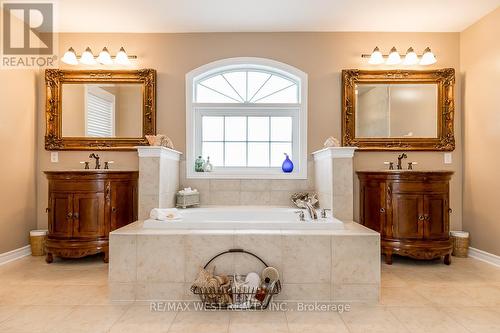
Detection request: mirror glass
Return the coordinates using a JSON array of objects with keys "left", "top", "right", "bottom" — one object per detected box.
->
[
  {"left": 355, "top": 83, "right": 438, "bottom": 138},
  {"left": 61, "top": 83, "right": 143, "bottom": 137}
]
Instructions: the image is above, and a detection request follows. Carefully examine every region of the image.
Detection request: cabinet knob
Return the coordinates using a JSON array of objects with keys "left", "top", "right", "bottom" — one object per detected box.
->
[
  {"left": 380, "top": 208, "right": 385, "bottom": 213},
  {"left": 73, "top": 212, "right": 79, "bottom": 219},
  {"left": 112, "top": 207, "right": 117, "bottom": 213},
  {"left": 67, "top": 212, "right": 73, "bottom": 219},
  {"left": 418, "top": 215, "right": 425, "bottom": 221}
]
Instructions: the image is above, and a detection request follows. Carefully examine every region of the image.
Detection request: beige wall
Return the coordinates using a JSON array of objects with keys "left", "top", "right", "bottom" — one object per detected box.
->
[
  {"left": 36, "top": 32, "right": 462, "bottom": 230},
  {"left": 461, "top": 7, "right": 500, "bottom": 255},
  {"left": 0, "top": 70, "right": 37, "bottom": 253}
]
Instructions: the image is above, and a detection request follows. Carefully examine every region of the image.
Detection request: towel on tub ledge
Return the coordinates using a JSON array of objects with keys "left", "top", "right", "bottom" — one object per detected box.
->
[{"left": 149, "top": 208, "right": 182, "bottom": 221}]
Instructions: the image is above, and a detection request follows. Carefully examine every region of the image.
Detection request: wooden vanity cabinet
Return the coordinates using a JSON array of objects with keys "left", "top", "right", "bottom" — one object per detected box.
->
[
  {"left": 357, "top": 171, "right": 453, "bottom": 265},
  {"left": 44, "top": 171, "right": 138, "bottom": 263}
]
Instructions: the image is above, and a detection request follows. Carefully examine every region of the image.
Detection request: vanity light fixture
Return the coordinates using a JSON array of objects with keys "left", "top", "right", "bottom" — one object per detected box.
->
[
  {"left": 61, "top": 47, "right": 78, "bottom": 65},
  {"left": 97, "top": 47, "right": 113, "bottom": 65},
  {"left": 368, "top": 46, "right": 384, "bottom": 65},
  {"left": 419, "top": 47, "right": 437, "bottom": 65},
  {"left": 115, "top": 47, "right": 131, "bottom": 65},
  {"left": 386, "top": 47, "right": 401, "bottom": 65},
  {"left": 80, "top": 47, "right": 97, "bottom": 65},
  {"left": 362, "top": 47, "right": 437, "bottom": 66},
  {"left": 403, "top": 47, "right": 419, "bottom": 65}
]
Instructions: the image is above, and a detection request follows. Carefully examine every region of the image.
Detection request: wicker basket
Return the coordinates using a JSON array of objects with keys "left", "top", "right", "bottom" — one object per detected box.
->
[
  {"left": 176, "top": 192, "right": 200, "bottom": 208},
  {"left": 450, "top": 231, "right": 469, "bottom": 258},
  {"left": 30, "top": 230, "right": 48, "bottom": 256}
]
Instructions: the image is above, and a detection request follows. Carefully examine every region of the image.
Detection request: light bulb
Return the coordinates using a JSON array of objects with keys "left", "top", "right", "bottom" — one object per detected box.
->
[
  {"left": 368, "top": 46, "right": 384, "bottom": 65},
  {"left": 61, "top": 47, "right": 78, "bottom": 65},
  {"left": 97, "top": 47, "right": 113, "bottom": 65},
  {"left": 386, "top": 47, "right": 401, "bottom": 65},
  {"left": 114, "top": 47, "right": 131, "bottom": 65},
  {"left": 420, "top": 47, "right": 437, "bottom": 65},
  {"left": 80, "top": 47, "right": 97, "bottom": 65},
  {"left": 403, "top": 47, "right": 419, "bottom": 65}
]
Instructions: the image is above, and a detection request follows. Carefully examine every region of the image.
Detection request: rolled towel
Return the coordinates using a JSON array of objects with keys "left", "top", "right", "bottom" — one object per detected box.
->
[{"left": 150, "top": 208, "right": 181, "bottom": 221}]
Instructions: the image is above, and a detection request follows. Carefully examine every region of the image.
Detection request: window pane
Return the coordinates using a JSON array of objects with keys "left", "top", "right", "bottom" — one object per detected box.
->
[
  {"left": 248, "top": 142, "right": 270, "bottom": 167},
  {"left": 271, "top": 117, "right": 292, "bottom": 141},
  {"left": 202, "top": 142, "right": 224, "bottom": 166},
  {"left": 247, "top": 71, "right": 271, "bottom": 102},
  {"left": 199, "top": 75, "right": 243, "bottom": 102},
  {"left": 202, "top": 116, "right": 224, "bottom": 141},
  {"left": 271, "top": 143, "right": 292, "bottom": 167},
  {"left": 251, "top": 75, "right": 296, "bottom": 102},
  {"left": 225, "top": 142, "right": 246, "bottom": 166},
  {"left": 223, "top": 71, "right": 247, "bottom": 101},
  {"left": 255, "top": 85, "right": 298, "bottom": 103},
  {"left": 248, "top": 117, "right": 269, "bottom": 141},
  {"left": 225, "top": 117, "right": 247, "bottom": 141},
  {"left": 196, "top": 84, "right": 239, "bottom": 103}
]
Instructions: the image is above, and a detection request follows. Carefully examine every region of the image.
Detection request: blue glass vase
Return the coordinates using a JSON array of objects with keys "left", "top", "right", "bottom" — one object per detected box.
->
[{"left": 282, "top": 153, "right": 294, "bottom": 173}]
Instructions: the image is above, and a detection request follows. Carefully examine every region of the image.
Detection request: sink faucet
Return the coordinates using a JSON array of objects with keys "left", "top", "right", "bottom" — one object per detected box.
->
[
  {"left": 397, "top": 153, "right": 407, "bottom": 170},
  {"left": 89, "top": 153, "right": 101, "bottom": 169},
  {"left": 303, "top": 201, "right": 318, "bottom": 220}
]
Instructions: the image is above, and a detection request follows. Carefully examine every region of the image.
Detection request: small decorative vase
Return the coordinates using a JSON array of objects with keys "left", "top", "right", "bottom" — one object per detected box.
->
[
  {"left": 195, "top": 156, "right": 205, "bottom": 172},
  {"left": 281, "top": 153, "right": 294, "bottom": 173},
  {"left": 203, "top": 157, "right": 213, "bottom": 172}
]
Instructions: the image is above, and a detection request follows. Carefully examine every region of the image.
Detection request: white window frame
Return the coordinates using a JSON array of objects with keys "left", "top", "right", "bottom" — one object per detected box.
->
[{"left": 186, "top": 57, "right": 308, "bottom": 179}]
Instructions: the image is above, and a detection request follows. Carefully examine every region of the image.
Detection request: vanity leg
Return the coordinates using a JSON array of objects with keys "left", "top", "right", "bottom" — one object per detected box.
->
[
  {"left": 45, "top": 252, "right": 53, "bottom": 264},
  {"left": 444, "top": 253, "right": 451, "bottom": 265},
  {"left": 384, "top": 251, "right": 393, "bottom": 265},
  {"left": 103, "top": 250, "right": 109, "bottom": 263}
]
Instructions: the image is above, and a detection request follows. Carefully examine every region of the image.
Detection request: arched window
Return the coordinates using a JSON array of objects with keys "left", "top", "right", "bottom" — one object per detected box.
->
[{"left": 186, "top": 57, "right": 307, "bottom": 179}]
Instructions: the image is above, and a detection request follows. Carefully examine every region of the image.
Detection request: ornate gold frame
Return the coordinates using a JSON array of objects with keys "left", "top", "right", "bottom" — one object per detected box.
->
[
  {"left": 341, "top": 68, "right": 455, "bottom": 151},
  {"left": 45, "top": 69, "right": 156, "bottom": 150}
]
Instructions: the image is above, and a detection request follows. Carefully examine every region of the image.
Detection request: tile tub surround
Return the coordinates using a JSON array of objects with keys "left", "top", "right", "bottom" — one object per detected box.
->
[
  {"left": 109, "top": 220, "right": 380, "bottom": 303},
  {"left": 137, "top": 146, "right": 182, "bottom": 219},
  {"left": 178, "top": 158, "right": 316, "bottom": 206},
  {"left": 313, "top": 147, "right": 357, "bottom": 221}
]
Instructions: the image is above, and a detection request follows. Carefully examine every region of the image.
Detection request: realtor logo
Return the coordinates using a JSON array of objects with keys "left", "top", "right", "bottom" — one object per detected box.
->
[
  {"left": 2, "top": 2, "right": 53, "bottom": 54},
  {"left": 1, "top": 1, "right": 56, "bottom": 67}
]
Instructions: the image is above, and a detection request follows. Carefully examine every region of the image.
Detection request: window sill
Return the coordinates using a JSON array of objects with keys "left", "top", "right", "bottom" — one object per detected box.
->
[{"left": 186, "top": 168, "right": 307, "bottom": 180}]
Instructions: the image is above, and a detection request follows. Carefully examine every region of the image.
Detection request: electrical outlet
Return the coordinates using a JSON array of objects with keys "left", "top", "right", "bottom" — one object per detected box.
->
[
  {"left": 444, "top": 152, "right": 452, "bottom": 164},
  {"left": 50, "top": 152, "right": 59, "bottom": 163}
]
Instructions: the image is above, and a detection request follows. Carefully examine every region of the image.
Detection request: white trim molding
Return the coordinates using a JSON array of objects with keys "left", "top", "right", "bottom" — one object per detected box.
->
[
  {"left": 468, "top": 247, "right": 500, "bottom": 268},
  {"left": 0, "top": 245, "right": 31, "bottom": 266},
  {"left": 312, "top": 147, "right": 357, "bottom": 160},
  {"left": 185, "top": 57, "right": 308, "bottom": 180},
  {"left": 136, "top": 146, "right": 183, "bottom": 160}
]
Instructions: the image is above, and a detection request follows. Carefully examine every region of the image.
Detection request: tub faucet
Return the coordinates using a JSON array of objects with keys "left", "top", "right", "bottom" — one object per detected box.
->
[
  {"left": 397, "top": 153, "right": 407, "bottom": 170},
  {"left": 304, "top": 201, "right": 318, "bottom": 220},
  {"left": 89, "top": 153, "right": 101, "bottom": 169}
]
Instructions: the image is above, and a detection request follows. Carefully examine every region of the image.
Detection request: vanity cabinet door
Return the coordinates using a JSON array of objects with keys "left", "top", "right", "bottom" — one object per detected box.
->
[
  {"left": 72, "top": 193, "right": 105, "bottom": 238},
  {"left": 360, "top": 180, "right": 385, "bottom": 233},
  {"left": 110, "top": 181, "right": 137, "bottom": 231},
  {"left": 423, "top": 194, "right": 449, "bottom": 240},
  {"left": 391, "top": 193, "right": 424, "bottom": 239},
  {"left": 49, "top": 193, "right": 74, "bottom": 238}
]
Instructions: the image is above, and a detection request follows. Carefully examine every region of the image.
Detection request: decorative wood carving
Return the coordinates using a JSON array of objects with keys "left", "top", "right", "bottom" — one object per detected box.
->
[
  {"left": 342, "top": 68, "right": 456, "bottom": 151},
  {"left": 44, "top": 69, "right": 157, "bottom": 150}
]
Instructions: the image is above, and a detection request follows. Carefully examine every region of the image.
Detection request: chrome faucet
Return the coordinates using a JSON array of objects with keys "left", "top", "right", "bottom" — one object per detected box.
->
[
  {"left": 89, "top": 153, "right": 101, "bottom": 169},
  {"left": 397, "top": 153, "right": 407, "bottom": 170},
  {"left": 303, "top": 201, "right": 318, "bottom": 220}
]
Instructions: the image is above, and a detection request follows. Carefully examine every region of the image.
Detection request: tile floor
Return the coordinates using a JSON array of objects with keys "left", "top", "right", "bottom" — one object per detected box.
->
[{"left": 0, "top": 254, "right": 500, "bottom": 332}]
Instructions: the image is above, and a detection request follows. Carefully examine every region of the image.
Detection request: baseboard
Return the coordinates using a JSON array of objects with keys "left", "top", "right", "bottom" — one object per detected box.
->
[
  {"left": 0, "top": 245, "right": 31, "bottom": 266},
  {"left": 468, "top": 247, "right": 500, "bottom": 268}
]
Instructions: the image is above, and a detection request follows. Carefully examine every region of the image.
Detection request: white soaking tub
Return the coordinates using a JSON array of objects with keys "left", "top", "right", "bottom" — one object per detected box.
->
[{"left": 143, "top": 206, "right": 344, "bottom": 230}]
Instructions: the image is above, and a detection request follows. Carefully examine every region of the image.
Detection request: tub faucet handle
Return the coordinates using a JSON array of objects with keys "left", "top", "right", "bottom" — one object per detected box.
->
[
  {"left": 294, "top": 210, "right": 305, "bottom": 222},
  {"left": 320, "top": 208, "right": 331, "bottom": 218}
]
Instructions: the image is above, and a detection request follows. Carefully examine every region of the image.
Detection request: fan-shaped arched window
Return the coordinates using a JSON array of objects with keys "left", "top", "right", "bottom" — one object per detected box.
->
[{"left": 186, "top": 58, "right": 307, "bottom": 179}]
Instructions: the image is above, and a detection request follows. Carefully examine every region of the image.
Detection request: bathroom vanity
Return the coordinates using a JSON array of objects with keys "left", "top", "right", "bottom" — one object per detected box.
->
[
  {"left": 44, "top": 171, "right": 138, "bottom": 263},
  {"left": 357, "top": 171, "right": 453, "bottom": 265}
]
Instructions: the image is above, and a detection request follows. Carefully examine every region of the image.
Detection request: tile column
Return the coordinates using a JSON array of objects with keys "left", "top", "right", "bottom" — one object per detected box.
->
[
  {"left": 312, "top": 147, "right": 356, "bottom": 221},
  {"left": 136, "top": 146, "right": 182, "bottom": 219}
]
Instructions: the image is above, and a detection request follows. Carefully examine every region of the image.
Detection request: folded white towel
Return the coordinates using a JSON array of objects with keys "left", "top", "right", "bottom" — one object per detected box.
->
[{"left": 149, "top": 208, "right": 182, "bottom": 221}]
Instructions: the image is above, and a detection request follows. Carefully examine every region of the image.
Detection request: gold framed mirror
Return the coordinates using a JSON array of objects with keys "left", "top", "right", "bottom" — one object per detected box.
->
[
  {"left": 341, "top": 68, "right": 455, "bottom": 151},
  {"left": 45, "top": 69, "right": 156, "bottom": 150}
]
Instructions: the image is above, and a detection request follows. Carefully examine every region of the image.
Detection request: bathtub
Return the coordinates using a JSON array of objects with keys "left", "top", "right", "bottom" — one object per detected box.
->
[{"left": 142, "top": 206, "right": 344, "bottom": 230}]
